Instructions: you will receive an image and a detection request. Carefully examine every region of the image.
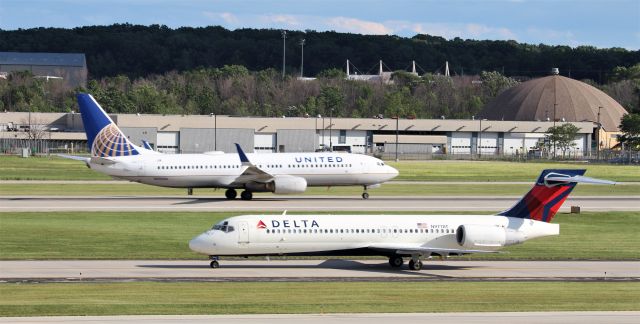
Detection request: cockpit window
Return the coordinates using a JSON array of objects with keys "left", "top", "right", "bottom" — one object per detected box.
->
[{"left": 211, "top": 221, "right": 235, "bottom": 233}]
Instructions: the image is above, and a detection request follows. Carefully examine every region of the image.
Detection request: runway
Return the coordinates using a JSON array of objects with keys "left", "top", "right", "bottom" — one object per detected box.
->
[
  {"left": 2, "top": 260, "right": 638, "bottom": 282},
  {"left": 1, "top": 195, "right": 638, "bottom": 212},
  {"left": 3, "top": 312, "right": 640, "bottom": 324}
]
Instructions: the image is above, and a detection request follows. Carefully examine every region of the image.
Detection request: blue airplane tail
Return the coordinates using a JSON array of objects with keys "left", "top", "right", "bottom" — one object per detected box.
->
[{"left": 77, "top": 93, "right": 140, "bottom": 157}]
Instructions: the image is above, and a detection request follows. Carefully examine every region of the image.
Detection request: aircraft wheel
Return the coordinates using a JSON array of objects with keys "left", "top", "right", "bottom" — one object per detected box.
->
[
  {"left": 408, "top": 259, "right": 423, "bottom": 271},
  {"left": 388, "top": 255, "right": 403, "bottom": 268},
  {"left": 362, "top": 192, "right": 369, "bottom": 199},
  {"left": 225, "top": 189, "right": 237, "bottom": 200},
  {"left": 210, "top": 260, "right": 220, "bottom": 268},
  {"left": 241, "top": 190, "right": 253, "bottom": 201}
]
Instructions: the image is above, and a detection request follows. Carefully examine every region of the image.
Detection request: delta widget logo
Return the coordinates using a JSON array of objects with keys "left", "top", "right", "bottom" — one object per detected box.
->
[{"left": 257, "top": 220, "right": 267, "bottom": 229}]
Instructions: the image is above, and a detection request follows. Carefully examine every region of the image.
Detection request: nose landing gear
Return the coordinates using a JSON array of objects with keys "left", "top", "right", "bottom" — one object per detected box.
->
[
  {"left": 362, "top": 185, "right": 370, "bottom": 199},
  {"left": 209, "top": 256, "right": 220, "bottom": 268}
]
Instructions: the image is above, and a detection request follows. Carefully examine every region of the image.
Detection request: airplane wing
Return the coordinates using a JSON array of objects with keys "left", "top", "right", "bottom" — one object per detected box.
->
[
  {"left": 233, "top": 143, "right": 274, "bottom": 183},
  {"left": 367, "top": 243, "right": 499, "bottom": 256}
]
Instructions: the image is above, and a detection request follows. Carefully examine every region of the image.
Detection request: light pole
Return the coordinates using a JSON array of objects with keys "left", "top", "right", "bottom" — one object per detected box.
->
[
  {"left": 214, "top": 114, "right": 217, "bottom": 151},
  {"left": 321, "top": 115, "right": 325, "bottom": 150},
  {"left": 478, "top": 118, "right": 482, "bottom": 158},
  {"left": 553, "top": 103, "right": 557, "bottom": 159},
  {"left": 300, "top": 39, "right": 305, "bottom": 78},
  {"left": 597, "top": 106, "right": 602, "bottom": 160},
  {"left": 281, "top": 30, "right": 287, "bottom": 79},
  {"left": 395, "top": 116, "right": 399, "bottom": 161},
  {"left": 329, "top": 107, "right": 333, "bottom": 151}
]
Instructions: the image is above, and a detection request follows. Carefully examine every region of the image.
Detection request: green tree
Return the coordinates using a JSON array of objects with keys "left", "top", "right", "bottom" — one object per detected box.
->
[
  {"left": 480, "top": 71, "right": 519, "bottom": 97},
  {"left": 619, "top": 113, "right": 640, "bottom": 150},
  {"left": 317, "top": 68, "right": 345, "bottom": 79},
  {"left": 545, "top": 123, "right": 580, "bottom": 159}
]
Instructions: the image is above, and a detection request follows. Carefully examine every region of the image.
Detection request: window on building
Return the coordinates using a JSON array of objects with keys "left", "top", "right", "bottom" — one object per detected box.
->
[{"left": 339, "top": 130, "right": 346, "bottom": 144}]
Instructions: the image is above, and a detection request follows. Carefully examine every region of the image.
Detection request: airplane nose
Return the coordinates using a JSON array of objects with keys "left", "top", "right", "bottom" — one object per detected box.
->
[
  {"left": 189, "top": 233, "right": 212, "bottom": 255},
  {"left": 387, "top": 165, "right": 399, "bottom": 178}
]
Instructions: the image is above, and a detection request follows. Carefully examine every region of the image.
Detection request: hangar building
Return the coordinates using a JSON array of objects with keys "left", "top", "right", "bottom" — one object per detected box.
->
[
  {"left": 0, "top": 52, "right": 87, "bottom": 88},
  {"left": 1, "top": 111, "right": 594, "bottom": 158},
  {"left": 480, "top": 69, "right": 628, "bottom": 151}
]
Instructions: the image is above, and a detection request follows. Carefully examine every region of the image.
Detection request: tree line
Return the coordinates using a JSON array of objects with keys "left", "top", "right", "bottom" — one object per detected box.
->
[
  {"left": 1, "top": 24, "right": 639, "bottom": 82},
  {"left": 1, "top": 63, "right": 638, "bottom": 120}
]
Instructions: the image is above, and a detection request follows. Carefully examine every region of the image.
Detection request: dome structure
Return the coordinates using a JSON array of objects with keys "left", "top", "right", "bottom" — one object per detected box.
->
[{"left": 480, "top": 73, "right": 628, "bottom": 131}]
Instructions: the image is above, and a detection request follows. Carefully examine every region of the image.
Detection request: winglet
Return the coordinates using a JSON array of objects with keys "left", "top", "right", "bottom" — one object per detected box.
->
[
  {"left": 235, "top": 143, "right": 250, "bottom": 164},
  {"left": 141, "top": 139, "right": 154, "bottom": 151}
]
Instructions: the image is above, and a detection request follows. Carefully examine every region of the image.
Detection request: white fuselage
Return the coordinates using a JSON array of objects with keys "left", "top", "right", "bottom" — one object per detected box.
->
[
  {"left": 89, "top": 152, "right": 398, "bottom": 189},
  {"left": 189, "top": 214, "right": 559, "bottom": 257}
]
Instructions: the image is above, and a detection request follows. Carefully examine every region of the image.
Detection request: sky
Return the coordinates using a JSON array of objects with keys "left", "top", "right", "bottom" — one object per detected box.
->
[{"left": 1, "top": 0, "right": 638, "bottom": 50}]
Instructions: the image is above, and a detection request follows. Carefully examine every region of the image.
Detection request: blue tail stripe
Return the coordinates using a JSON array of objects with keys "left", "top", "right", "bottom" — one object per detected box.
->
[
  {"left": 541, "top": 187, "right": 575, "bottom": 222},
  {"left": 77, "top": 93, "right": 112, "bottom": 151}
]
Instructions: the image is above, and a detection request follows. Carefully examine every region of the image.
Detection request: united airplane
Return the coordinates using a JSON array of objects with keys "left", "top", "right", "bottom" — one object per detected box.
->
[
  {"left": 189, "top": 169, "right": 614, "bottom": 270},
  {"left": 64, "top": 93, "right": 398, "bottom": 200}
]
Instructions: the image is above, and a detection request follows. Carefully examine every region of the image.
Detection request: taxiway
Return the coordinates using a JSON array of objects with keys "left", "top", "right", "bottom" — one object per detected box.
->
[
  {"left": 1, "top": 260, "right": 638, "bottom": 281},
  {"left": 1, "top": 195, "right": 638, "bottom": 212}
]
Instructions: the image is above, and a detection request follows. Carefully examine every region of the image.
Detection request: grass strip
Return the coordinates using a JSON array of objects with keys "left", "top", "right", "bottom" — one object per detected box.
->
[{"left": 0, "top": 282, "right": 638, "bottom": 316}]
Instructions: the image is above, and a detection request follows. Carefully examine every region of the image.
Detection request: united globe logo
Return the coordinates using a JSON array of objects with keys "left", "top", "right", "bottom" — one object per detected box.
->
[{"left": 92, "top": 124, "right": 139, "bottom": 157}]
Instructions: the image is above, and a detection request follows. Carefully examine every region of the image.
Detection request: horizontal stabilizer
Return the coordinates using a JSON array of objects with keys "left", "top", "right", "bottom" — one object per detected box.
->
[
  {"left": 57, "top": 154, "right": 90, "bottom": 167},
  {"left": 544, "top": 173, "right": 616, "bottom": 186},
  {"left": 57, "top": 154, "right": 90, "bottom": 163}
]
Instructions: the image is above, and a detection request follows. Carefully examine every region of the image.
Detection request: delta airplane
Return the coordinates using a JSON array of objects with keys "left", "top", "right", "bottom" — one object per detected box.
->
[
  {"left": 64, "top": 93, "right": 398, "bottom": 200},
  {"left": 189, "top": 169, "right": 614, "bottom": 270}
]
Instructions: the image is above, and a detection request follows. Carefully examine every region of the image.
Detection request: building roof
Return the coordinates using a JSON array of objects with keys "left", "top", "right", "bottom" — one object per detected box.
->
[
  {"left": 480, "top": 74, "right": 628, "bottom": 131},
  {"left": 0, "top": 52, "right": 86, "bottom": 67}
]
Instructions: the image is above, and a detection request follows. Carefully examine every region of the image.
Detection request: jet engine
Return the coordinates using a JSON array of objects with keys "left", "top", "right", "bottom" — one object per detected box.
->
[
  {"left": 456, "top": 224, "right": 525, "bottom": 248},
  {"left": 245, "top": 175, "right": 307, "bottom": 194}
]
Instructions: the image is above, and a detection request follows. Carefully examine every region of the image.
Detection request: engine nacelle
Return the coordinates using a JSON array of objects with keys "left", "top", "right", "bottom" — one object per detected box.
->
[
  {"left": 245, "top": 175, "right": 307, "bottom": 194},
  {"left": 456, "top": 224, "right": 525, "bottom": 249}
]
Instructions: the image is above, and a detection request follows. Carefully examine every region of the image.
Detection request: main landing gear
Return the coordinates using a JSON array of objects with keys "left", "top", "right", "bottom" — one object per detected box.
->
[
  {"left": 388, "top": 255, "right": 423, "bottom": 271},
  {"left": 389, "top": 255, "right": 403, "bottom": 268},
  {"left": 225, "top": 189, "right": 237, "bottom": 200},
  {"left": 408, "top": 258, "right": 423, "bottom": 271},
  {"left": 240, "top": 190, "right": 253, "bottom": 200},
  {"left": 225, "top": 188, "right": 254, "bottom": 200}
]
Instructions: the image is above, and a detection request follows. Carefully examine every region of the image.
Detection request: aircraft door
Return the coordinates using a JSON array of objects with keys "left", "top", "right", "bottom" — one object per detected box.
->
[{"left": 238, "top": 221, "right": 249, "bottom": 243}]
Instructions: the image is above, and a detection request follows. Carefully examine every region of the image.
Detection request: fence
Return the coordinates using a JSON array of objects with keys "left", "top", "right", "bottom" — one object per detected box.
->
[{"left": 0, "top": 138, "right": 88, "bottom": 156}]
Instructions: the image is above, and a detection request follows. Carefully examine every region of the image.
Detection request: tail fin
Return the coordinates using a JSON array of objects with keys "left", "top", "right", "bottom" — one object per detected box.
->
[
  {"left": 77, "top": 93, "right": 140, "bottom": 157},
  {"left": 499, "top": 169, "right": 615, "bottom": 222}
]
